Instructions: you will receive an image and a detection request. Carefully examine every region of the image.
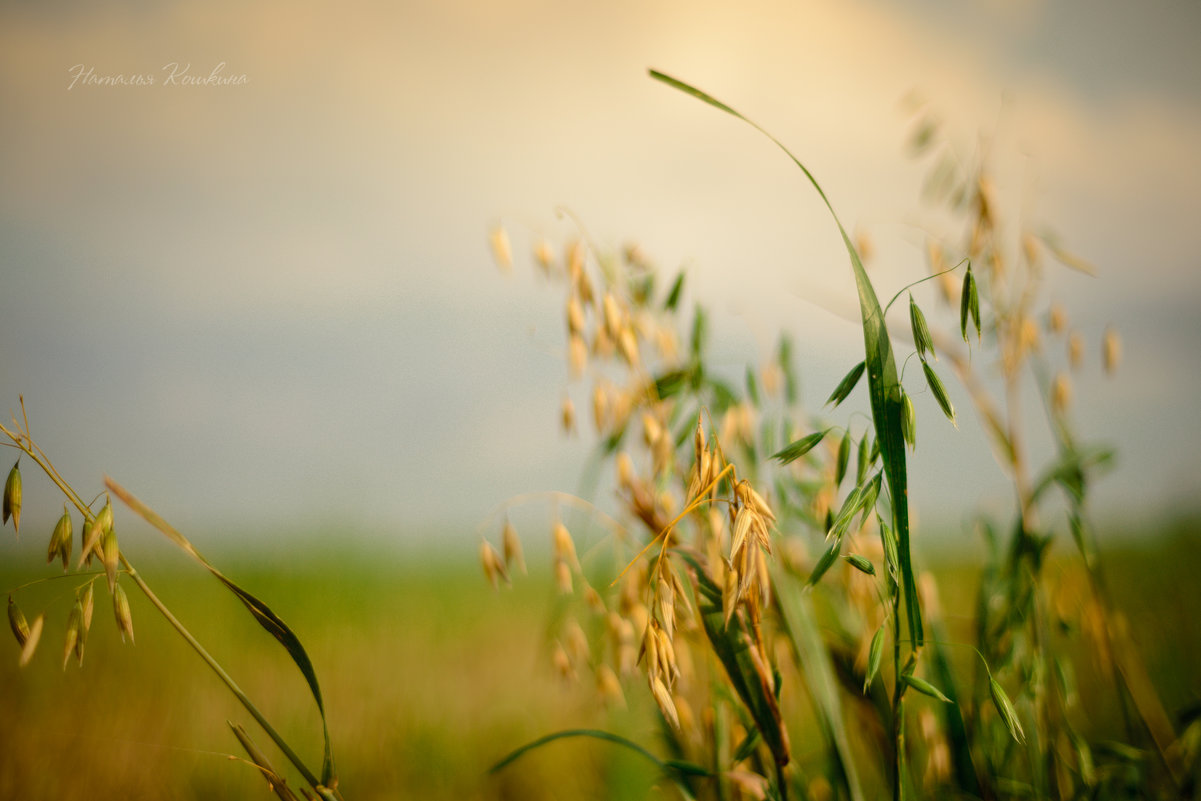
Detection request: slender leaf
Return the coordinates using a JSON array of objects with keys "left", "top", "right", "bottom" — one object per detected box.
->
[{"left": 664, "top": 271, "right": 686, "bottom": 311}]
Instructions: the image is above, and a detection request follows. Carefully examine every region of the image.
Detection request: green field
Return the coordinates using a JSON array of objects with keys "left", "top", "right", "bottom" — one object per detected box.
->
[{"left": 3, "top": 524, "right": 1197, "bottom": 800}]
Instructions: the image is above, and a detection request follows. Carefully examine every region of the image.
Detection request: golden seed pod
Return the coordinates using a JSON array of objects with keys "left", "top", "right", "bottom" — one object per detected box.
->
[
  {"left": 552, "top": 522, "right": 579, "bottom": 570},
  {"left": 3, "top": 459, "right": 21, "bottom": 535},
  {"left": 8, "top": 595, "right": 30, "bottom": 646},
  {"left": 1102, "top": 326, "right": 1122, "bottom": 374},
  {"left": 479, "top": 540, "right": 507, "bottom": 589},
  {"left": 568, "top": 333, "right": 588, "bottom": 378},
  {"left": 591, "top": 384, "right": 608, "bottom": 432},
  {"left": 566, "top": 295, "right": 586, "bottom": 336},
  {"left": 1068, "top": 331, "right": 1085, "bottom": 371},
  {"left": 552, "top": 641, "right": 574, "bottom": 682},
  {"left": 113, "top": 584, "right": 134, "bottom": 644},
  {"left": 596, "top": 664, "right": 625, "bottom": 708},
  {"left": 489, "top": 226, "right": 512, "bottom": 272},
  {"left": 1049, "top": 302, "right": 1068, "bottom": 334},
  {"left": 615, "top": 451, "right": 635, "bottom": 491},
  {"left": 649, "top": 674, "right": 680, "bottom": 729},
  {"left": 554, "top": 557, "right": 573, "bottom": 595},
  {"left": 501, "top": 519, "right": 525, "bottom": 575},
  {"left": 560, "top": 395, "right": 576, "bottom": 434},
  {"left": 533, "top": 239, "right": 554, "bottom": 274},
  {"left": 47, "top": 505, "right": 73, "bottom": 571},
  {"left": 101, "top": 528, "right": 120, "bottom": 595},
  {"left": 1052, "top": 372, "right": 1072, "bottom": 415},
  {"left": 18, "top": 614, "right": 43, "bottom": 668}
]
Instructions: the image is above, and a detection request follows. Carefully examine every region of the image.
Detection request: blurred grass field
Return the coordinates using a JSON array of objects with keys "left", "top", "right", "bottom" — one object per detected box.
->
[{"left": 3, "top": 520, "right": 1199, "bottom": 800}]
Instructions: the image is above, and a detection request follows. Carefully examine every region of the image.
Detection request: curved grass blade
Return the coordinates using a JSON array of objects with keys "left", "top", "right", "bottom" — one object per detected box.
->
[
  {"left": 105, "top": 477, "right": 336, "bottom": 787},
  {"left": 488, "top": 728, "right": 712, "bottom": 781},
  {"left": 650, "top": 69, "right": 924, "bottom": 646}
]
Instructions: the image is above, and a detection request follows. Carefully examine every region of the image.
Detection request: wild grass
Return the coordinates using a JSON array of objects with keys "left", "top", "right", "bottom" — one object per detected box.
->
[{"left": 479, "top": 72, "right": 1197, "bottom": 800}]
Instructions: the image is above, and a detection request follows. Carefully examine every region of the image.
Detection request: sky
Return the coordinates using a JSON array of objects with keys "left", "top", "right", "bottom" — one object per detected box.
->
[{"left": 2, "top": 0, "right": 1199, "bottom": 554}]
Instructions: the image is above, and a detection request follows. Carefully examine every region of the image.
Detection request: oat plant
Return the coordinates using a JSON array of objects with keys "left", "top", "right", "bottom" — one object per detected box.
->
[
  {"left": 482, "top": 72, "right": 1189, "bottom": 800},
  {"left": 2, "top": 399, "right": 343, "bottom": 801}
]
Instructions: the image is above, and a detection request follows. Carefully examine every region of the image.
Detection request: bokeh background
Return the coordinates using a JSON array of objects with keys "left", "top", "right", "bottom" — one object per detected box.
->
[{"left": 3, "top": 2, "right": 1201, "bottom": 799}]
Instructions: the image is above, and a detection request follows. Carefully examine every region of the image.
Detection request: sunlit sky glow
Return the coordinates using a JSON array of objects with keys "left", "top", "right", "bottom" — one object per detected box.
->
[{"left": 2, "top": 1, "right": 1199, "bottom": 552}]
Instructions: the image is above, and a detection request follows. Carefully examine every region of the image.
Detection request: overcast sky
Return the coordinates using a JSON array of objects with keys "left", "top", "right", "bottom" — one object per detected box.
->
[{"left": 2, "top": 0, "right": 1199, "bottom": 554}]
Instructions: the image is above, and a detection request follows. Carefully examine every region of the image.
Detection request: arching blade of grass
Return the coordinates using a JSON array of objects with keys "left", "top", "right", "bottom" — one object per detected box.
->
[
  {"left": 649, "top": 69, "right": 923, "bottom": 647},
  {"left": 105, "top": 477, "right": 337, "bottom": 794},
  {"left": 489, "top": 728, "right": 710, "bottom": 797}
]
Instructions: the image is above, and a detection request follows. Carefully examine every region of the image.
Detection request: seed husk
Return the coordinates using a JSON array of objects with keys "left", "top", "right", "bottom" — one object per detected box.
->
[
  {"left": 479, "top": 540, "right": 507, "bottom": 589},
  {"left": 902, "top": 673, "right": 952, "bottom": 703},
  {"left": 864, "top": 624, "right": 885, "bottom": 692},
  {"left": 62, "top": 603, "right": 81, "bottom": 669},
  {"left": 901, "top": 392, "right": 916, "bottom": 448},
  {"left": 113, "top": 583, "right": 134, "bottom": 644},
  {"left": 773, "top": 429, "right": 830, "bottom": 466},
  {"left": 835, "top": 429, "right": 851, "bottom": 487},
  {"left": 3, "top": 460, "right": 21, "bottom": 535},
  {"left": 989, "top": 676, "right": 1026, "bottom": 744},
  {"left": 18, "top": 614, "right": 43, "bottom": 667},
  {"left": 501, "top": 519, "right": 525, "bottom": 574},
  {"left": 909, "top": 294, "right": 936, "bottom": 361},
  {"left": 843, "top": 553, "right": 875, "bottom": 576},
  {"left": 101, "top": 528, "right": 120, "bottom": 594},
  {"left": 47, "top": 505, "right": 73, "bottom": 571},
  {"left": 489, "top": 226, "right": 512, "bottom": 272},
  {"left": 1102, "top": 326, "right": 1121, "bottom": 374},
  {"left": 8, "top": 595, "right": 30, "bottom": 646},
  {"left": 922, "top": 361, "right": 957, "bottom": 427},
  {"left": 826, "top": 361, "right": 866, "bottom": 407}
]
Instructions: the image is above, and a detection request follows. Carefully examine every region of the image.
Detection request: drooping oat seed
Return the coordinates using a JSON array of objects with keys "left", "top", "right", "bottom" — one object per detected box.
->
[
  {"left": 501, "top": 519, "right": 525, "bottom": 575},
  {"left": 568, "top": 333, "right": 588, "bottom": 378},
  {"left": 552, "top": 641, "right": 574, "bottom": 682},
  {"left": 479, "top": 540, "right": 507, "bottom": 589},
  {"left": 596, "top": 664, "right": 625, "bottom": 708},
  {"left": 649, "top": 674, "right": 680, "bottom": 729},
  {"left": 554, "top": 558, "right": 573, "bottom": 595},
  {"left": 560, "top": 395, "right": 576, "bottom": 434},
  {"left": 566, "top": 295, "right": 586, "bottom": 336},
  {"left": 533, "top": 239, "right": 554, "bottom": 273},
  {"left": 489, "top": 226, "right": 512, "bottom": 272},
  {"left": 990, "top": 676, "right": 1026, "bottom": 744},
  {"left": 1052, "top": 372, "right": 1072, "bottom": 415},
  {"left": 62, "top": 603, "right": 81, "bottom": 669},
  {"left": 1049, "top": 302, "right": 1067, "bottom": 334},
  {"left": 101, "top": 528, "right": 120, "bottom": 594},
  {"left": 47, "top": 505, "right": 73, "bottom": 571},
  {"left": 18, "top": 613, "right": 42, "bottom": 668},
  {"left": 8, "top": 595, "right": 30, "bottom": 646},
  {"left": 112, "top": 583, "right": 134, "bottom": 644},
  {"left": 3, "top": 460, "right": 21, "bottom": 535},
  {"left": 1102, "top": 326, "right": 1121, "bottom": 374},
  {"left": 1069, "top": 331, "right": 1085, "bottom": 370}
]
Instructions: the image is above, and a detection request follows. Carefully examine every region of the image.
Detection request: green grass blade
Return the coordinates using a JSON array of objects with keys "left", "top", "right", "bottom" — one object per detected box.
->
[
  {"left": 775, "top": 567, "right": 866, "bottom": 801},
  {"left": 488, "top": 728, "right": 712, "bottom": 780},
  {"left": 106, "top": 478, "right": 336, "bottom": 786},
  {"left": 650, "top": 69, "right": 924, "bottom": 646}
]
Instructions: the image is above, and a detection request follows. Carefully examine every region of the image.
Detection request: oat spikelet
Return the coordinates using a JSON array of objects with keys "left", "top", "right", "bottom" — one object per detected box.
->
[
  {"left": 501, "top": 520, "right": 525, "bottom": 575},
  {"left": 649, "top": 674, "right": 680, "bottom": 729},
  {"left": 1102, "top": 326, "right": 1122, "bottom": 374},
  {"left": 1068, "top": 331, "right": 1085, "bottom": 371},
  {"left": 480, "top": 540, "right": 508, "bottom": 589},
  {"left": 489, "top": 226, "right": 512, "bottom": 272},
  {"left": 1052, "top": 372, "right": 1072, "bottom": 415},
  {"left": 596, "top": 664, "right": 625, "bottom": 707}
]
